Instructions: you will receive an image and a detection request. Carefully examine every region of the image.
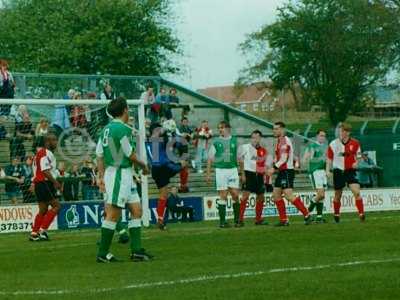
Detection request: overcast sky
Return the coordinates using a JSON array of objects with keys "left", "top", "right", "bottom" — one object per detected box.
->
[{"left": 169, "top": 0, "right": 285, "bottom": 89}]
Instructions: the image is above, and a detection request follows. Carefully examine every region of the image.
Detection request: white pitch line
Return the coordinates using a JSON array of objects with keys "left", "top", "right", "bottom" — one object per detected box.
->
[{"left": 1, "top": 257, "right": 399, "bottom": 296}]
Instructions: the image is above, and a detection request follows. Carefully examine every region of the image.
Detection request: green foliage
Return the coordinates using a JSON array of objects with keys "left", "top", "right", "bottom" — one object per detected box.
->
[
  {"left": 0, "top": 0, "right": 181, "bottom": 76},
  {"left": 239, "top": 0, "right": 400, "bottom": 125}
]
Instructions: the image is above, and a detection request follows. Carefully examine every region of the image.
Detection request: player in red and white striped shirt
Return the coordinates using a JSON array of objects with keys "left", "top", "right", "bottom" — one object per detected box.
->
[
  {"left": 30, "top": 133, "right": 62, "bottom": 241},
  {"left": 267, "top": 122, "right": 311, "bottom": 226},
  {"left": 238, "top": 130, "right": 272, "bottom": 226},
  {"left": 326, "top": 123, "right": 365, "bottom": 223}
]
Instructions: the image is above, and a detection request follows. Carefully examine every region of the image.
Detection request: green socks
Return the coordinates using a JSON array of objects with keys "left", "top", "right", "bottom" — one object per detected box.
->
[
  {"left": 316, "top": 201, "right": 324, "bottom": 218},
  {"left": 98, "top": 220, "right": 116, "bottom": 257},
  {"left": 233, "top": 201, "right": 240, "bottom": 224},
  {"left": 128, "top": 219, "right": 142, "bottom": 253},
  {"left": 308, "top": 200, "right": 316, "bottom": 213},
  {"left": 217, "top": 201, "right": 227, "bottom": 225}
]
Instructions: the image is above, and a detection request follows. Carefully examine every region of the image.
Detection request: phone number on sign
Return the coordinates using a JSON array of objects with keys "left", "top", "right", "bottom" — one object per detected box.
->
[{"left": 0, "top": 222, "right": 32, "bottom": 232}]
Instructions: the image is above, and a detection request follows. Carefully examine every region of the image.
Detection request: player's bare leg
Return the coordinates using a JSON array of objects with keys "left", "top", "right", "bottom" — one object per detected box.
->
[
  {"left": 229, "top": 187, "right": 240, "bottom": 227},
  {"left": 349, "top": 183, "right": 365, "bottom": 221},
  {"left": 156, "top": 186, "right": 169, "bottom": 230},
  {"left": 284, "top": 189, "right": 311, "bottom": 225},
  {"left": 238, "top": 190, "right": 251, "bottom": 226},
  {"left": 273, "top": 187, "right": 289, "bottom": 226},
  {"left": 218, "top": 190, "right": 229, "bottom": 228},
  {"left": 127, "top": 202, "right": 153, "bottom": 261},
  {"left": 97, "top": 204, "right": 121, "bottom": 262},
  {"left": 333, "top": 189, "right": 343, "bottom": 223},
  {"left": 254, "top": 193, "right": 267, "bottom": 225}
]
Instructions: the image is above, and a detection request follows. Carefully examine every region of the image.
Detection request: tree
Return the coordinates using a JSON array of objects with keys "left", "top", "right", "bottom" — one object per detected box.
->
[
  {"left": 238, "top": 0, "right": 400, "bottom": 125},
  {"left": 0, "top": 0, "right": 181, "bottom": 76}
]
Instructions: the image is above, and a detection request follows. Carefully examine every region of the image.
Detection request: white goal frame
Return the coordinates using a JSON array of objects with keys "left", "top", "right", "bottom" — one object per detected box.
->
[{"left": 0, "top": 99, "right": 150, "bottom": 227}]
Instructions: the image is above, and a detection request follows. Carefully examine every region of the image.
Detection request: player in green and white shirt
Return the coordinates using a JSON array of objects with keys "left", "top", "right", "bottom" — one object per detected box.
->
[
  {"left": 95, "top": 97, "right": 153, "bottom": 263},
  {"left": 206, "top": 121, "right": 240, "bottom": 228},
  {"left": 302, "top": 129, "right": 328, "bottom": 223}
]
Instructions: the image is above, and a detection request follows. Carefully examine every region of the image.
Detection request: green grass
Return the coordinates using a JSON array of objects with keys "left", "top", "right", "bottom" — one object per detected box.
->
[{"left": 1, "top": 212, "right": 400, "bottom": 300}]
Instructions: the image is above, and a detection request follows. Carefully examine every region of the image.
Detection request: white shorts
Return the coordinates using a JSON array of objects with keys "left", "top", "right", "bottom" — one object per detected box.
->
[
  {"left": 215, "top": 168, "right": 240, "bottom": 191},
  {"left": 310, "top": 169, "right": 327, "bottom": 190},
  {"left": 104, "top": 167, "right": 140, "bottom": 208}
]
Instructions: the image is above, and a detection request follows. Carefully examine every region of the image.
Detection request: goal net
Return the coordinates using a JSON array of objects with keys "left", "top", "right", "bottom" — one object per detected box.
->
[{"left": 0, "top": 98, "right": 150, "bottom": 226}]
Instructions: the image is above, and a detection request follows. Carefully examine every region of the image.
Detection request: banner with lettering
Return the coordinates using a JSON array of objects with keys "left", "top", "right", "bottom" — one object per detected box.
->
[
  {"left": 203, "top": 188, "right": 400, "bottom": 221},
  {"left": 0, "top": 204, "right": 58, "bottom": 233}
]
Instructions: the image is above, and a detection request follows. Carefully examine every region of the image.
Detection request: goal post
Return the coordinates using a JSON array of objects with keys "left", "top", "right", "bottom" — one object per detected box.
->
[{"left": 0, "top": 98, "right": 150, "bottom": 227}]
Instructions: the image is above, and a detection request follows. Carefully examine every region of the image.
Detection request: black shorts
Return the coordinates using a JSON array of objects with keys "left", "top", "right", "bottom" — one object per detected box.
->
[
  {"left": 274, "top": 169, "right": 295, "bottom": 189},
  {"left": 152, "top": 164, "right": 181, "bottom": 189},
  {"left": 265, "top": 184, "right": 273, "bottom": 193},
  {"left": 242, "top": 171, "right": 265, "bottom": 195},
  {"left": 333, "top": 169, "right": 359, "bottom": 190},
  {"left": 34, "top": 181, "right": 57, "bottom": 202}
]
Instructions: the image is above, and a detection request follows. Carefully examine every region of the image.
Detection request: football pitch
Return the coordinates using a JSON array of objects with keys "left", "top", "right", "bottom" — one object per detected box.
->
[{"left": 0, "top": 212, "right": 399, "bottom": 300}]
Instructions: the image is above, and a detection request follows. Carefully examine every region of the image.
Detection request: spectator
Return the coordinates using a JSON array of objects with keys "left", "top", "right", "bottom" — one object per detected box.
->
[
  {"left": 63, "top": 164, "right": 81, "bottom": 201},
  {"left": 0, "top": 119, "right": 7, "bottom": 140},
  {"left": 80, "top": 159, "right": 99, "bottom": 200},
  {"left": 15, "top": 105, "right": 34, "bottom": 140},
  {"left": 35, "top": 118, "right": 49, "bottom": 137},
  {"left": 177, "top": 117, "right": 194, "bottom": 193},
  {"left": 52, "top": 89, "right": 71, "bottom": 138},
  {"left": 21, "top": 156, "right": 35, "bottom": 203},
  {"left": 0, "top": 59, "right": 15, "bottom": 116},
  {"left": 141, "top": 84, "right": 155, "bottom": 105},
  {"left": 155, "top": 88, "right": 169, "bottom": 104},
  {"left": 100, "top": 82, "right": 114, "bottom": 100},
  {"left": 149, "top": 101, "right": 162, "bottom": 124},
  {"left": 85, "top": 92, "right": 98, "bottom": 138},
  {"left": 193, "top": 120, "right": 213, "bottom": 173},
  {"left": 9, "top": 134, "right": 25, "bottom": 161},
  {"left": 168, "top": 88, "right": 179, "bottom": 105},
  {"left": 357, "top": 152, "right": 376, "bottom": 188},
  {"left": 99, "top": 82, "right": 114, "bottom": 127},
  {"left": 33, "top": 118, "right": 49, "bottom": 151},
  {"left": 70, "top": 92, "right": 87, "bottom": 128},
  {"left": 167, "top": 186, "right": 194, "bottom": 222},
  {"left": 4, "top": 157, "right": 24, "bottom": 204}
]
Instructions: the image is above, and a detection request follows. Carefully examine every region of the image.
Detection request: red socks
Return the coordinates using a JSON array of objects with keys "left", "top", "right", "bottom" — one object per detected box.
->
[
  {"left": 275, "top": 199, "right": 287, "bottom": 222},
  {"left": 180, "top": 167, "right": 189, "bottom": 187},
  {"left": 32, "top": 213, "right": 45, "bottom": 233},
  {"left": 41, "top": 209, "right": 57, "bottom": 230},
  {"left": 255, "top": 201, "right": 264, "bottom": 222},
  {"left": 333, "top": 201, "right": 341, "bottom": 216},
  {"left": 239, "top": 197, "right": 248, "bottom": 222},
  {"left": 292, "top": 196, "right": 309, "bottom": 217},
  {"left": 355, "top": 197, "right": 364, "bottom": 216},
  {"left": 157, "top": 198, "right": 167, "bottom": 223}
]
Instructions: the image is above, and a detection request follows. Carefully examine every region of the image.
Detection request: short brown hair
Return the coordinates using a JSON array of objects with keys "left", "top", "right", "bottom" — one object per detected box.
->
[
  {"left": 316, "top": 129, "right": 326, "bottom": 135},
  {"left": 219, "top": 120, "right": 231, "bottom": 129},
  {"left": 274, "top": 121, "right": 286, "bottom": 128},
  {"left": 340, "top": 122, "right": 352, "bottom": 132},
  {"left": 0, "top": 59, "right": 9, "bottom": 68}
]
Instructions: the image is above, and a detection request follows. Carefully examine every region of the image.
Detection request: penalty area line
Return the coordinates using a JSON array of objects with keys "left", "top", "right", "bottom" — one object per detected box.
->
[{"left": 1, "top": 257, "right": 400, "bottom": 296}]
